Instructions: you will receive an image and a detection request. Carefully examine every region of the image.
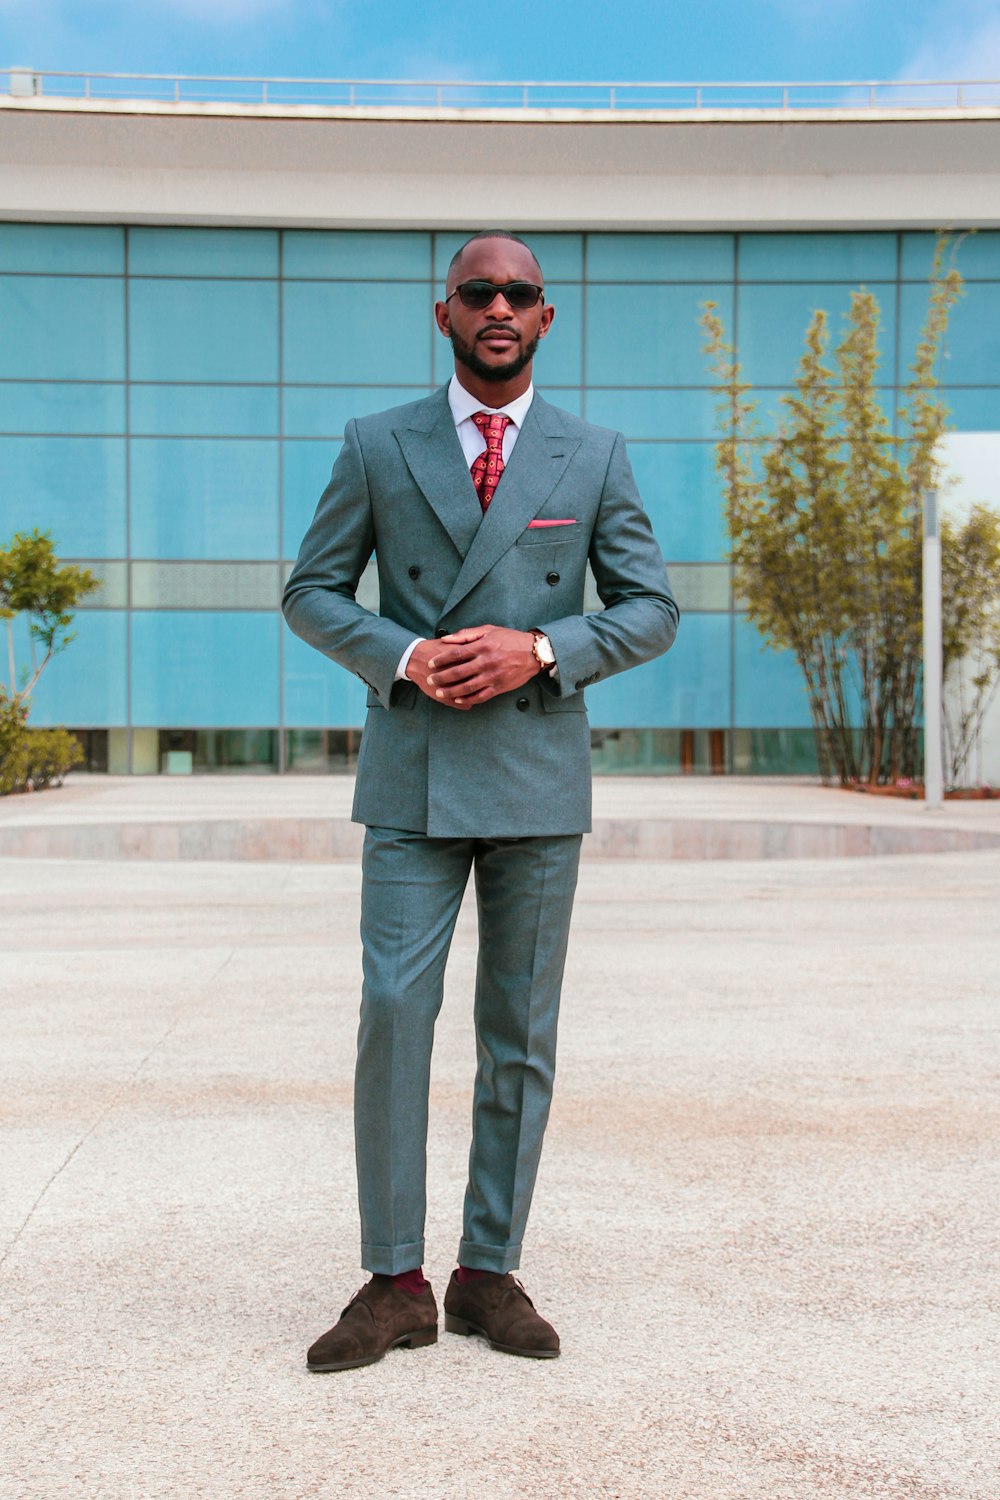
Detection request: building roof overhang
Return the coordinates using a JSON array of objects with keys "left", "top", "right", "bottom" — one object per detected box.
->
[{"left": 2, "top": 94, "right": 999, "bottom": 231}]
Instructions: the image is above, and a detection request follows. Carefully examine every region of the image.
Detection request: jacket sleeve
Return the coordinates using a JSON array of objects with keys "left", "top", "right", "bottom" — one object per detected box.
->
[
  {"left": 281, "top": 419, "right": 417, "bottom": 708},
  {"left": 539, "top": 432, "right": 680, "bottom": 695}
]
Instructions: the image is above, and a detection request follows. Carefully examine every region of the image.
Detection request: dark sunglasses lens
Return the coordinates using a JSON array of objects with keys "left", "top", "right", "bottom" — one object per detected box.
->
[
  {"left": 458, "top": 281, "right": 541, "bottom": 310},
  {"left": 505, "top": 282, "right": 543, "bottom": 309},
  {"left": 458, "top": 281, "right": 497, "bottom": 309}
]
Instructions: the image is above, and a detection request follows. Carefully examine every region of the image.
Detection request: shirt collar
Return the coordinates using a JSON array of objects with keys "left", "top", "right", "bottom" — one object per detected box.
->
[{"left": 448, "top": 374, "right": 534, "bottom": 431}]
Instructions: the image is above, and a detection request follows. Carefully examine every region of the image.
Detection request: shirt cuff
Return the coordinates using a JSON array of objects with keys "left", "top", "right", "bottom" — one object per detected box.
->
[{"left": 395, "top": 638, "right": 423, "bottom": 682}]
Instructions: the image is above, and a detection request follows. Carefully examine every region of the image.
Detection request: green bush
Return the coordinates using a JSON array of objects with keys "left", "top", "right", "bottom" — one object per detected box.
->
[
  {"left": 25, "top": 727, "right": 84, "bottom": 790},
  {"left": 0, "top": 690, "right": 30, "bottom": 795},
  {"left": 0, "top": 691, "right": 83, "bottom": 794}
]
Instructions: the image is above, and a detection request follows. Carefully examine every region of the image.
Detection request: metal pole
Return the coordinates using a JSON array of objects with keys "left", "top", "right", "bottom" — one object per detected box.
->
[{"left": 922, "top": 488, "right": 944, "bottom": 810}]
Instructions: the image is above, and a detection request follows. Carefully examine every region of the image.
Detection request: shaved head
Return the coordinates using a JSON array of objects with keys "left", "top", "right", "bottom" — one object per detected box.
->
[{"left": 447, "top": 231, "right": 543, "bottom": 292}]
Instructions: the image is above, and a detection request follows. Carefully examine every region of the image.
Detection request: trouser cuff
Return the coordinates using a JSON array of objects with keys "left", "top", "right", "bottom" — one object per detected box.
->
[
  {"left": 361, "top": 1238, "right": 425, "bottom": 1275},
  {"left": 457, "top": 1238, "right": 522, "bottom": 1274}
]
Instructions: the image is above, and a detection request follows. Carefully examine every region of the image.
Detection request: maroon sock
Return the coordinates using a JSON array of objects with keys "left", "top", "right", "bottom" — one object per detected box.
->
[
  {"left": 388, "top": 1267, "right": 428, "bottom": 1295},
  {"left": 456, "top": 1265, "right": 485, "bottom": 1285}
]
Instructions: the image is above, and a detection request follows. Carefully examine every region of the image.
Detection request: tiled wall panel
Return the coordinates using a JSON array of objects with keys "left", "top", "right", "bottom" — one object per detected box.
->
[{"left": 0, "top": 227, "right": 996, "bottom": 767}]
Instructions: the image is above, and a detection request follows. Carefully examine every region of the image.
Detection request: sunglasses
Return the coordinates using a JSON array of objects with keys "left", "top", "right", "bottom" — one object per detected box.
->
[{"left": 446, "top": 280, "right": 545, "bottom": 311}]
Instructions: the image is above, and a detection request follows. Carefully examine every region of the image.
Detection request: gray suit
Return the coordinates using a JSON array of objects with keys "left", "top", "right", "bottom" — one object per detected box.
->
[{"left": 283, "top": 385, "right": 678, "bottom": 1273}]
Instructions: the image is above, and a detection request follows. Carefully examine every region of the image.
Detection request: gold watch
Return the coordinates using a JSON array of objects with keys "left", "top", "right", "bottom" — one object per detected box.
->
[{"left": 530, "top": 630, "right": 556, "bottom": 674}]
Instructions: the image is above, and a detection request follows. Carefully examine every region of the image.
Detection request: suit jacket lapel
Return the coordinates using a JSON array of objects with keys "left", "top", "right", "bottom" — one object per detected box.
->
[
  {"left": 441, "top": 395, "right": 581, "bottom": 619},
  {"left": 393, "top": 388, "right": 482, "bottom": 561}
]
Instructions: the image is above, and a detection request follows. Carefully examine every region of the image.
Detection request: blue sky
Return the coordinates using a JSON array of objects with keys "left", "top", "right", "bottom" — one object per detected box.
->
[{"left": 1, "top": 0, "right": 999, "bottom": 85}]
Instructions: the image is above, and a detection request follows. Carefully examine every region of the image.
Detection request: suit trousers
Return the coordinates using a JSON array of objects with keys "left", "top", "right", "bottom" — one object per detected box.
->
[{"left": 355, "top": 824, "right": 582, "bottom": 1275}]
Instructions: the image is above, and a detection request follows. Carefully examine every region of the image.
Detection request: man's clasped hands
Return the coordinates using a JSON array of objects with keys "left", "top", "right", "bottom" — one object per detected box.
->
[{"left": 406, "top": 626, "right": 542, "bottom": 710}]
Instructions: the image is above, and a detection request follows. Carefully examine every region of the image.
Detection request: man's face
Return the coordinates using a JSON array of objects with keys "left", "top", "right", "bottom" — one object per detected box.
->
[{"left": 434, "top": 239, "right": 555, "bottom": 385}]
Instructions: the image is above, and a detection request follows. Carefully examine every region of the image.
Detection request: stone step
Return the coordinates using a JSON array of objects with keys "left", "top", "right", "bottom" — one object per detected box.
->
[{"left": 1, "top": 814, "right": 998, "bottom": 861}]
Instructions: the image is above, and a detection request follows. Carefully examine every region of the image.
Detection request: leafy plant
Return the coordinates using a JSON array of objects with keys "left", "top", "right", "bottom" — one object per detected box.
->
[
  {"left": 701, "top": 239, "right": 964, "bottom": 785},
  {"left": 0, "top": 531, "right": 96, "bottom": 795},
  {"left": 941, "top": 505, "right": 1000, "bottom": 786},
  {"left": 0, "top": 689, "right": 31, "bottom": 796}
]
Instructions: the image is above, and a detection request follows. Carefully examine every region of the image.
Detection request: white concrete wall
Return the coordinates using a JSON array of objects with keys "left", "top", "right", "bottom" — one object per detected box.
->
[{"left": 1, "top": 99, "right": 1000, "bottom": 229}]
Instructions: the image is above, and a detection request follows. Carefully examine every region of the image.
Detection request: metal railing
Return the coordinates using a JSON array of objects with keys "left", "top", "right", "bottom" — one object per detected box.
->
[{"left": 3, "top": 68, "right": 1000, "bottom": 112}]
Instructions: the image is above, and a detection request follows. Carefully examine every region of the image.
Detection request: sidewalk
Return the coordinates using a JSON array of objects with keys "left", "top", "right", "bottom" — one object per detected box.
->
[
  {"left": 2, "top": 783, "right": 999, "bottom": 1497},
  {"left": 2, "top": 774, "right": 999, "bottom": 859}
]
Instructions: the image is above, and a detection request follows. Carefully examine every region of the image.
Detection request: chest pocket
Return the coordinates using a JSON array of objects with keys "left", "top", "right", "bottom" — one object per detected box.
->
[{"left": 516, "top": 521, "right": 584, "bottom": 548}]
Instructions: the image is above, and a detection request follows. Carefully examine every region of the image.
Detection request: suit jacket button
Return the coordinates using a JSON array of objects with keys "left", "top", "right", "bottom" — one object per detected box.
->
[
  {"left": 574, "top": 681, "right": 584, "bottom": 691},
  {"left": 434, "top": 626, "right": 448, "bottom": 638},
  {"left": 516, "top": 697, "right": 529, "bottom": 712},
  {"left": 408, "top": 565, "right": 420, "bottom": 580},
  {"left": 546, "top": 571, "right": 560, "bottom": 585}
]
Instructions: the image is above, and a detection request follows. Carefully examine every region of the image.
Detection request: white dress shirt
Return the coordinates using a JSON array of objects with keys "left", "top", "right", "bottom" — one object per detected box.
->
[
  {"left": 394, "top": 378, "right": 536, "bottom": 681},
  {"left": 447, "top": 374, "right": 535, "bottom": 468}
]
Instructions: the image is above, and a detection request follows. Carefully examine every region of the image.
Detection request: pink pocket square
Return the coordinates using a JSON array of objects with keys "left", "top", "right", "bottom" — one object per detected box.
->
[{"left": 527, "top": 518, "right": 577, "bottom": 528}]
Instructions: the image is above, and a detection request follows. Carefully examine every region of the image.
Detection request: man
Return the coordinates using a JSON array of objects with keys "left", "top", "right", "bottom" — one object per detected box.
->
[{"left": 283, "top": 230, "right": 678, "bottom": 1371}]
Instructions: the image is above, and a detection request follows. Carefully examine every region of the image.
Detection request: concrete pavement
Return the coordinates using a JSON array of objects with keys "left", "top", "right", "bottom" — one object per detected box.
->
[{"left": 2, "top": 780, "right": 999, "bottom": 1497}]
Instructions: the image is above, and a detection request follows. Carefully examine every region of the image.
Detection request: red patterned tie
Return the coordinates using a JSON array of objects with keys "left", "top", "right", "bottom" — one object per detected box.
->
[{"left": 470, "top": 411, "right": 511, "bottom": 513}]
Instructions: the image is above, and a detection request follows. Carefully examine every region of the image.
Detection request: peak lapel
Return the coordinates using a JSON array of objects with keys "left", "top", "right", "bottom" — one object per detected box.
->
[
  {"left": 440, "top": 398, "right": 581, "bottom": 620},
  {"left": 393, "top": 390, "right": 482, "bottom": 560}
]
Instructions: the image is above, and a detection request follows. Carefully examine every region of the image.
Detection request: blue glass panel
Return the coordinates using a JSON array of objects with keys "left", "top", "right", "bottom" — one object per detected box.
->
[
  {"left": 129, "top": 280, "right": 278, "bottom": 383},
  {"left": 534, "top": 283, "right": 581, "bottom": 385},
  {"left": 586, "top": 613, "right": 730, "bottom": 728},
  {"left": 627, "top": 443, "right": 728, "bottom": 561},
  {"left": 283, "top": 387, "right": 431, "bottom": 439},
  {"left": 283, "top": 282, "right": 432, "bottom": 385},
  {"left": 130, "top": 439, "right": 279, "bottom": 560},
  {"left": 738, "top": 284, "right": 898, "bottom": 388},
  {"left": 587, "top": 234, "right": 734, "bottom": 282},
  {"left": 128, "top": 228, "right": 278, "bottom": 277},
  {"left": 283, "top": 441, "right": 342, "bottom": 557},
  {"left": 283, "top": 630, "right": 369, "bottom": 726},
  {"left": 0, "top": 436, "right": 126, "bottom": 555},
  {"left": 585, "top": 284, "right": 733, "bottom": 386},
  {"left": 899, "top": 281, "right": 1000, "bottom": 390},
  {"left": 539, "top": 389, "right": 582, "bottom": 417},
  {"left": 433, "top": 233, "right": 583, "bottom": 284},
  {"left": 131, "top": 611, "right": 280, "bottom": 727},
  {"left": 0, "top": 224, "right": 124, "bottom": 275},
  {"left": 934, "top": 388, "right": 1000, "bottom": 431},
  {"left": 733, "top": 618, "right": 812, "bottom": 728},
  {"left": 0, "top": 382, "right": 124, "bottom": 435},
  {"left": 901, "top": 231, "right": 1000, "bottom": 281},
  {"left": 739, "top": 233, "right": 897, "bottom": 282},
  {"left": 284, "top": 231, "right": 431, "bottom": 280},
  {"left": 0, "top": 277, "right": 125, "bottom": 380},
  {"left": 585, "top": 389, "right": 718, "bottom": 439},
  {"left": 130, "top": 385, "right": 279, "bottom": 437},
  {"left": 12, "top": 610, "right": 127, "bottom": 726}
]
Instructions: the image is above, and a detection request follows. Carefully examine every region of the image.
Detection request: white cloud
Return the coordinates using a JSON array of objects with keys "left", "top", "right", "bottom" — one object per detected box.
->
[{"left": 899, "top": 4, "right": 1000, "bottom": 82}]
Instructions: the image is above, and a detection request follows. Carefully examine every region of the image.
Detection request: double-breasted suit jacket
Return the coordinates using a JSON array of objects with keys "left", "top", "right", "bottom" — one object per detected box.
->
[{"left": 282, "top": 385, "right": 679, "bottom": 836}]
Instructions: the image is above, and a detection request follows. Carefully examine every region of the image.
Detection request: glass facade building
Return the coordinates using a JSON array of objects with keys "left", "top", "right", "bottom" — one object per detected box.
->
[{"left": 2, "top": 222, "right": 999, "bottom": 774}]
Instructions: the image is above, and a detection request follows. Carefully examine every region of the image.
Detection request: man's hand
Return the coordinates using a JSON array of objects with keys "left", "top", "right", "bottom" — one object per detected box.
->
[{"left": 406, "top": 626, "right": 540, "bottom": 710}]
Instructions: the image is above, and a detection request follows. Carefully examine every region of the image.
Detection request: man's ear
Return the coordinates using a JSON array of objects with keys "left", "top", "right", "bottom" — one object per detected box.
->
[{"left": 434, "top": 301, "right": 451, "bottom": 337}]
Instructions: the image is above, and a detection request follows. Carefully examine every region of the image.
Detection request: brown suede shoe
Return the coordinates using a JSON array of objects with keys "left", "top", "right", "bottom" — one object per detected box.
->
[
  {"left": 443, "top": 1271, "right": 560, "bottom": 1359},
  {"left": 307, "top": 1276, "right": 438, "bottom": 1372}
]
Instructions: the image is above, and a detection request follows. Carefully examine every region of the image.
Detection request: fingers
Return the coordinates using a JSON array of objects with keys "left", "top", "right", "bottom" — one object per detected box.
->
[
  {"left": 434, "top": 676, "right": 494, "bottom": 702},
  {"left": 425, "top": 643, "right": 480, "bottom": 673},
  {"left": 438, "top": 626, "right": 490, "bottom": 645},
  {"left": 427, "top": 660, "right": 484, "bottom": 688}
]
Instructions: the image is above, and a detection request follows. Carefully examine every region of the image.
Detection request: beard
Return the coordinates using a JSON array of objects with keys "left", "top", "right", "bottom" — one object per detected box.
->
[{"left": 449, "top": 327, "right": 540, "bottom": 383}]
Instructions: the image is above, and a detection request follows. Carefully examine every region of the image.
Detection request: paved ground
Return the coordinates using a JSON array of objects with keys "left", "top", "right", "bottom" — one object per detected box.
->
[{"left": 2, "top": 782, "right": 999, "bottom": 1498}]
